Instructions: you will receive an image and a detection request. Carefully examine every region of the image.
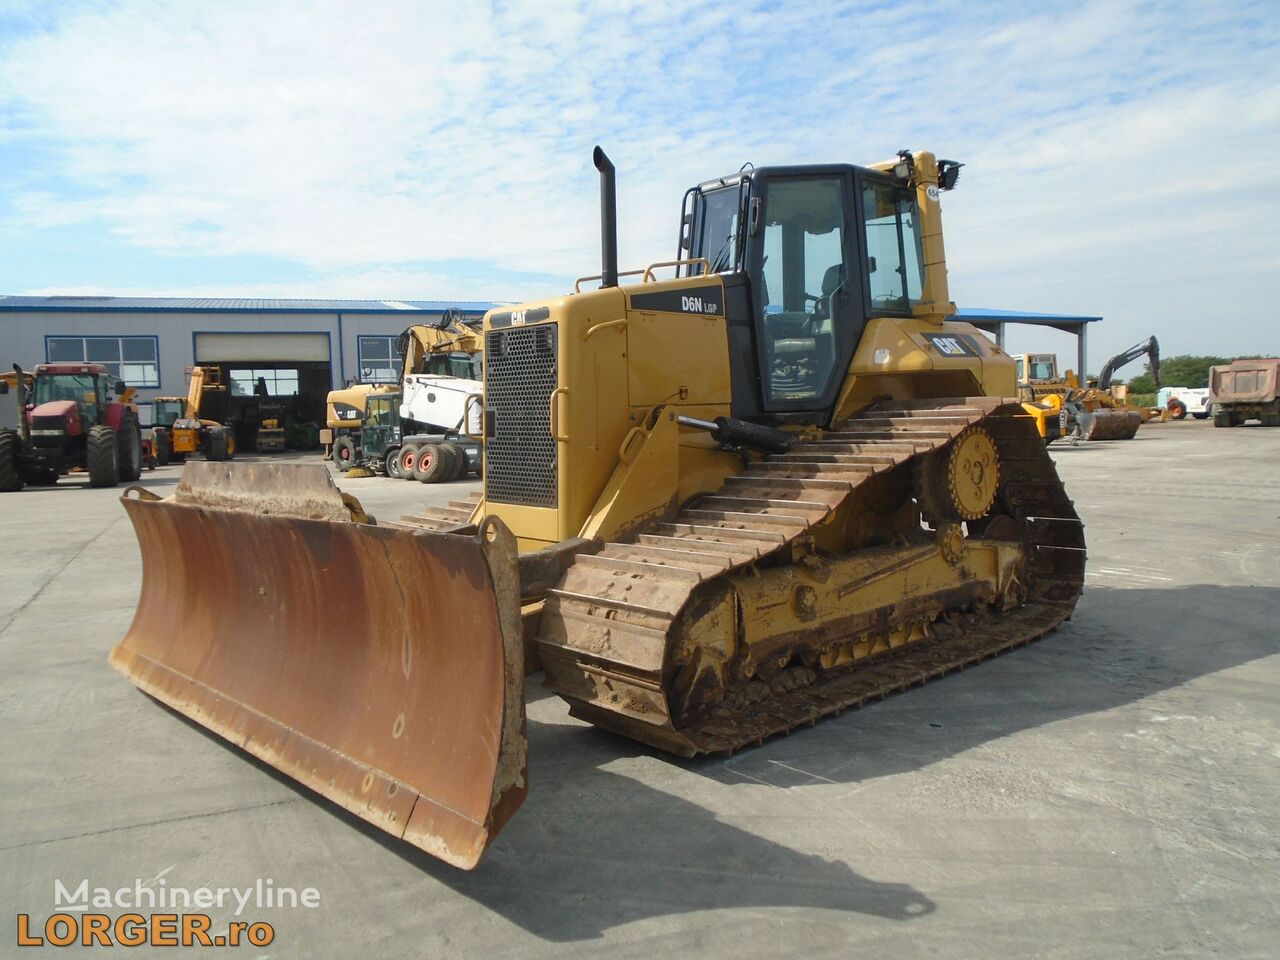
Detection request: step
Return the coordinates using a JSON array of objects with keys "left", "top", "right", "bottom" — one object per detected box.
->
[
  {"left": 721, "top": 475, "right": 854, "bottom": 496},
  {"left": 680, "top": 508, "right": 811, "bottom": 530},
  {"left": 693, "top": 495, "right": 831, "bottom": 517},
  {"left": 545, "top": 588, "right": 676, "bottom": 620},
  {"left": 634, "top": 534, "right": 761, "bottom": 562},
  {"left": 601, "top": 543, "right": 735, "bottom": 575}
]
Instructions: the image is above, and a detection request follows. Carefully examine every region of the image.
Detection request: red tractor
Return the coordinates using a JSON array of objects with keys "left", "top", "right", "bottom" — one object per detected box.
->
[{"left": 0, "top": 362, "right": 143, "bottom": 491}]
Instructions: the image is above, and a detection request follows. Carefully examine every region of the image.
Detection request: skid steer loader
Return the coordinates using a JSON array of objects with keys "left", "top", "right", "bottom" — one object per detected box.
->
[{"left": 111, "top": 148, "right": 1086, "bottom": 869}]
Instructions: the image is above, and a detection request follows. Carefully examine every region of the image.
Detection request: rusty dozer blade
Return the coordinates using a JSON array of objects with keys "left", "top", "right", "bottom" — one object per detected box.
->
[
  {"left": 109, "top": 462, "right": 526, "bottom": 869},
  {"left": 1079, "top": 407, "right": 1142, "bottom": 440}
]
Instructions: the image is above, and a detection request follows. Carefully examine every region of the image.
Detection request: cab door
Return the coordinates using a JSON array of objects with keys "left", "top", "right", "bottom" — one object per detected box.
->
[
  {"left": 362, "top": 396, "right": 394, "bottom": 460},
  {"left": 746, "top": 170, "right": 863, "bottom": 418}
]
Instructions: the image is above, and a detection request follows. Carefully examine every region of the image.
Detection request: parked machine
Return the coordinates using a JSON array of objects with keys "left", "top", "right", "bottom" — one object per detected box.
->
[
  {"left": 151, "top": 365, "right": 235, "bottom": 463},
  {"left": 1157, "top": 386, "right": 1212, "bottom": 420},
  {"left": 1209, "top": 358, "right": 1280, "bottom": 426},
  {"left": 336, "top": 390, "right": 480, "bottom": 482},
  {"left": 325, "top": 311, "right": 483, "bottom": 468},
  {"left": 1, "top": 362, "right": 143, "bottom": 490},
  {"left": 1014, "top": 338, "right": 1159, "bottom": 441},
  {"left": 111, "top": 147, "right": 1085, "bottom": 869}
]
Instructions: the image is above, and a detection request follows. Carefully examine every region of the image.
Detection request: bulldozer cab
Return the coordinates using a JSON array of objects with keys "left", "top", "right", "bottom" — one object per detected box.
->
[{"left": 681, "top": 161, "right": 937, "bottom": 423}]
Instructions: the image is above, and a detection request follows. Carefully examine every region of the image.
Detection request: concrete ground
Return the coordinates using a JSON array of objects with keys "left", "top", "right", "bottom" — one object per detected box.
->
[{"left": 2, "top": 420, "right": 1277, "bottom": 958}]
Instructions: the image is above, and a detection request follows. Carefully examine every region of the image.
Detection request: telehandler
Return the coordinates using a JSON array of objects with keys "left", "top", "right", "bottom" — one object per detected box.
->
[
  {"left": 150, "top": 365, "right": 235, "bottom": 463},
  {"left": 111, "top": 148, "right": 1085, "bottom": 869}
]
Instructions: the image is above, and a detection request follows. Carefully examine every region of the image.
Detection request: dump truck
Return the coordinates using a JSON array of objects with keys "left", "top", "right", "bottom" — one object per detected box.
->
[
  {"left": 151, "top": 365, "right": 236, "bottom": 463},
  {"left": 1, "top": 362, "right": 144, "bottom": 490},
  {"left": 110, "top": 147, "right": 1086, "bottom": 869},
  {"left": 1209, "top": 358, "right": 1280, "bottom": 426}
]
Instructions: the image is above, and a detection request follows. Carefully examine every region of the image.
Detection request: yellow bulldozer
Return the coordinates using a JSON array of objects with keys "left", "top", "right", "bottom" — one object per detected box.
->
[
  {"left": 110, "top": 148, "right": 1086, "bottom": 869},
  {"left": 151, "top": 365, "right": 236, "bottom": 462}
]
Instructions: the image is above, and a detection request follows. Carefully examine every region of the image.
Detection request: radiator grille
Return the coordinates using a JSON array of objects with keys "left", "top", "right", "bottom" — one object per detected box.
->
[{"left": 485, "top": 324, "right": 557, "bottom": 507}]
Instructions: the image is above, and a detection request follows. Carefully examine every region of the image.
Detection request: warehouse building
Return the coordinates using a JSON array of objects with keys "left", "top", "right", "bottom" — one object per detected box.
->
[{"left": 0, "top": 296, "right": 496, "bottom": 429}]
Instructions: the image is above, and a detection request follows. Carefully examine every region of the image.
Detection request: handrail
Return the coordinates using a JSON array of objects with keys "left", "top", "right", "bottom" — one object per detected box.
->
[
  {"left": 583, "top": 318, "right": 628, "bottom": 340},
  {"left": 642, "top": 258, "right": 710, "bottom": 283},
  {"left": 574, "top": 258, "right": 716, "bottom": 292},
  {"left": 574, "top": 268, "right": 646, "bottom": 293}
]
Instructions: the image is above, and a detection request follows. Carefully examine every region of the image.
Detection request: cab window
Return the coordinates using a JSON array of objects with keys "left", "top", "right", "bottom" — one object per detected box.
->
[
  {"left": 862, "top": 180, "right": 921, "bottom": 312},
  {"left": 757, "top": 177, "right": 848, "bottom": 406}
]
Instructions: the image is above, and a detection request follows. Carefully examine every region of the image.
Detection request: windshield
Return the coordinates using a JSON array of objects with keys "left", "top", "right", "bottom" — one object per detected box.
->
[
  {"left": 367, "top": 397, "right": 394, "bottom": 426},
  {"left": 862, "top": 180, "right": 924, "bottom": 311},
  {"left": 424, "top": 353, "right": 481, "bottom": 379},
  {"left": 153, "top": 399, "right": 184, "bottom": 427},
  {"left": 35, "top": 373, "right": 97, "bottom": 407},
  {"left": 692, "top": 185, "right": 743, "bottom": 274},
  {"left": 1028, "top": 358, "right": 1057, "bottom": 380}
]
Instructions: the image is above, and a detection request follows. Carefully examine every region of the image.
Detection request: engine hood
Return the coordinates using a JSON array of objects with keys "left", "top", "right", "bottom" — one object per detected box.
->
[{"left": 29, "top": 399, "right": 80, "bottom": 433}]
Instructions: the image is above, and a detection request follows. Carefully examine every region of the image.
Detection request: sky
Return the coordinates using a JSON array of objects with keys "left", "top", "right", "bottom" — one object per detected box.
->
[{"left": 1, "top": 0, "right": 1277, "bottom": 371}]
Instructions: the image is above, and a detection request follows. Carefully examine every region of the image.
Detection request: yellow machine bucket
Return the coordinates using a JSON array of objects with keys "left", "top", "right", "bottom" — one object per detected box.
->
[
  {"left": 1080, "top": 407, "right": 1142, "bottom": 440},
  {"left": 109, "top": 463, "right": 527, "bottom": 869}
]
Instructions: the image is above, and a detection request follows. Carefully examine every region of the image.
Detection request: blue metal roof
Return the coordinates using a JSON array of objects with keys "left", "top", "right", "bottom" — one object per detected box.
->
[
  {"left": 0, "top": 296, "right": 498, "bottom": 314},
  {"left": 957, "top": 307, "right": 1102, "bottom": 324}
]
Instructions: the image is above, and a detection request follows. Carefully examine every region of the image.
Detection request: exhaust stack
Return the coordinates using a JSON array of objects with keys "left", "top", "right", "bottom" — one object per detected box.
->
[{"left": 593, "top": 146, "right": 618, "bottom": 288}]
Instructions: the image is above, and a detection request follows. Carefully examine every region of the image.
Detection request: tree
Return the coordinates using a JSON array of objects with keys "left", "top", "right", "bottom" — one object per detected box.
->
[{"left": 1127, "top": 355, "right": 1230, "bottom": 393}]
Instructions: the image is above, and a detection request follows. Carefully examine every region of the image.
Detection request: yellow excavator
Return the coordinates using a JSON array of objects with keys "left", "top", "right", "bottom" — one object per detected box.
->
[
  {"left": 324, "top": 311, "right": 483, "bottom": 467},
  {"left": 151, "top": 365, "right": 236, "bottom": 462},
  {"left": 111, "top": 148, "right": 1085, "bottom": 869}
]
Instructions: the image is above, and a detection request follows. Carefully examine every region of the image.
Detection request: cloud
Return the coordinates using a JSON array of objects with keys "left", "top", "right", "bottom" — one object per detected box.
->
[{"left": 1, "top": 0, "right": 1278, "bottom": 360}]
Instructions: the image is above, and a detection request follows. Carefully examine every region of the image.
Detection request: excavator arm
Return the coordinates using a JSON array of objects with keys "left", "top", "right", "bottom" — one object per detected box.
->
[
  {"left": 397, "top": 310, "right": 484, "bottom": 379},
  {"left": 1097, "top": 336, "right": 1160, "bottom": 390}
]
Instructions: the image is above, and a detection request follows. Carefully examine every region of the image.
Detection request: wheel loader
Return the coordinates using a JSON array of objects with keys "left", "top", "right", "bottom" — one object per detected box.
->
[{"left": 110, "top": 148, "right": 1086, "bottom": 869}]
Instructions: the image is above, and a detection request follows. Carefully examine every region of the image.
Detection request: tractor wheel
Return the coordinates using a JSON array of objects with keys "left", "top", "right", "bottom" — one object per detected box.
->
[
  {"left": 1262, "top": 402, "right": 1280, "bottom": 428},
  {"left": 413, "top": 444, "right": 450, "bottom": 483},
  {"left": 398, "top": 443, "right": 422, "bottom": 478},
  {"left": 118, "top": 410, "right": 143, "bottom": 481},
  {"left": 385, "top": 447, "right": 405, "bottom": 479},
  {"left": 333, "top": 437, "right": 356, "bottom": 472},
  {"left": 1213, "top": 409, "right": 1233, "bottom": 428},
  {"left": 87, "top": 425, "right": 121, "bottom": 487},
  {"left": 1167, "top": 398, "right": 1187, "bottom": 420},
  {"left": 153, "top": 428, "right": 173, "bottom": 466},
  {"left": 440, "top": 441, "right": 468, "bottom": 481},
  {"left": 0, "top": 429, "right": 24, "bottom": 492},
  {"left": 206, "top": 428, "right": 229, "bottom": 462}
]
